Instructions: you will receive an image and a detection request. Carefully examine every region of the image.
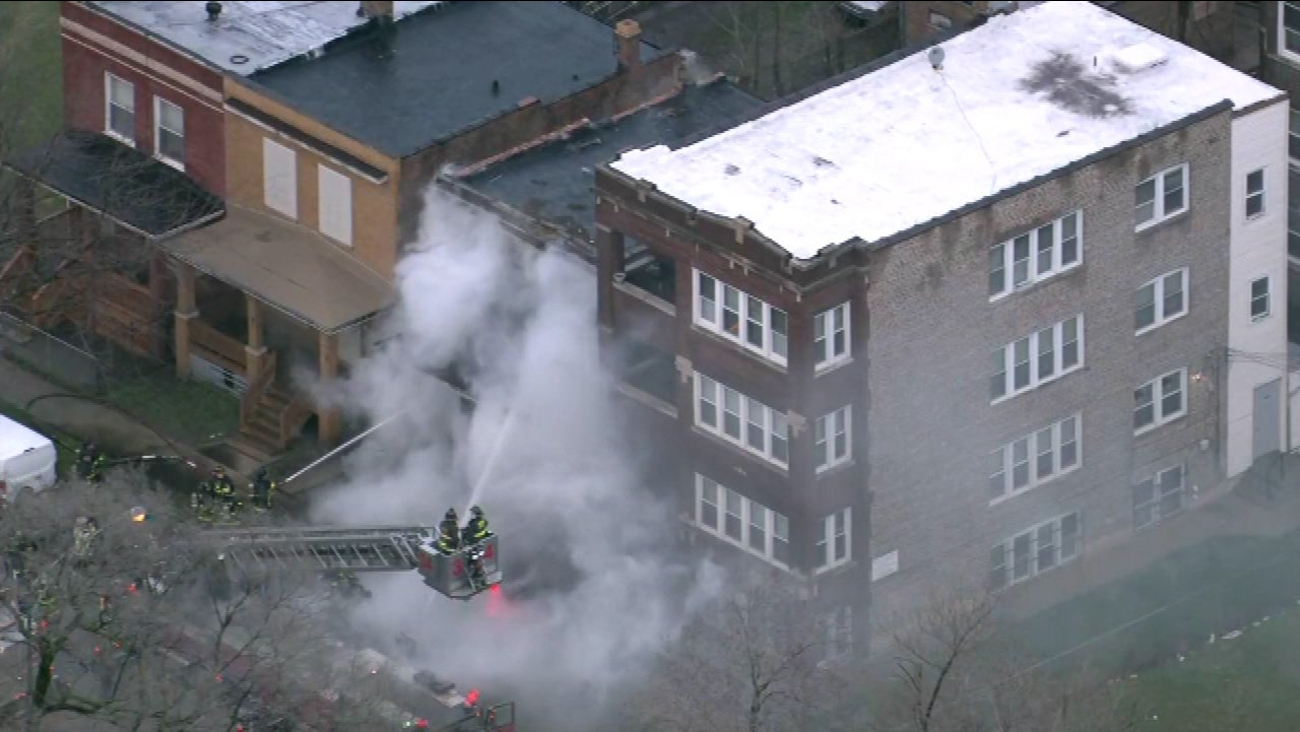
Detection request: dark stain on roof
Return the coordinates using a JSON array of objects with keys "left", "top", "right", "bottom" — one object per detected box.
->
[{"left": 1019, "top": 52, "right": 1131, "bottom": 118}]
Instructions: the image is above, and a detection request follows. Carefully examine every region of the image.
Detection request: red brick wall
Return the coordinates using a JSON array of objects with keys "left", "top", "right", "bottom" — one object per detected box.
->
[{"left": 60, "top": 2, "right": 227, "bottom": 196}]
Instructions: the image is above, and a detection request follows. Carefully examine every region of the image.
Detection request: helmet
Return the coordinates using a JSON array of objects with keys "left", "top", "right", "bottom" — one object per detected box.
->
[
  {"left": 255, "top": 468, "right": 268, "bottom": 480},
  {"left": 470, "top": 506, "right": 484, "bottom": 519},
  {"left": 213, "top": 467, "right": 226, "bottom": 477},
  {"left": 75, "top": 517, "right": 88, "bottom": 529},
  {"left": 444, "top": 509, "right": 457, "bottom": 521}
]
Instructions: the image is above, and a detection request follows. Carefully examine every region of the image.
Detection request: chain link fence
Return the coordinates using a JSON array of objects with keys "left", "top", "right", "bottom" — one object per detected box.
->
[{"left": 0, "top": 309, "right": 107, "bottom": 393}]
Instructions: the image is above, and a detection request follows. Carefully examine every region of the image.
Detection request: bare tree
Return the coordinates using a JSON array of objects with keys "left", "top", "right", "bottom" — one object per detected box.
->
[{"left": 633, "top": 575, "right": 843, "bottom": 732}]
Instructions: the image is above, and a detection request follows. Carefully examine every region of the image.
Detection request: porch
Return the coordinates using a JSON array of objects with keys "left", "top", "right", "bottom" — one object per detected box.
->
[{"left": 161, "top": 204, "right": 394, "bottom": 453}]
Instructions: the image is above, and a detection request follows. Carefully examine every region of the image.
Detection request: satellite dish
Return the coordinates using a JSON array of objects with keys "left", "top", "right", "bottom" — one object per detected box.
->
[{"left": 928, "top": 46, "right": 946, "bottom": 70}]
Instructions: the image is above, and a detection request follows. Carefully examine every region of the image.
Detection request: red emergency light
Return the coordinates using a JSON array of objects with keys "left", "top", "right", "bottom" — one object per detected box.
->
[{"left": 466, "top": 689, "right": 480, "bottom": 707}]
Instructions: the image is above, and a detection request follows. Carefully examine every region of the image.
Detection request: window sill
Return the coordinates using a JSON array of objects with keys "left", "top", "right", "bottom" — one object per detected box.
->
[
  {"left": 104, "top": 130, "right": 136, "bottom": 148},
  {"left": 693, "top": 522, "right": 793, "bottom": 573},
  {"left": 690, "top": 425, "right": 789, "bottom": 476},
  {"left": 1135, "top": 311, "right": 1187, "bottom": 337},
  {"left": 1134, "top": 411, "right": 1186, "bottom": 438},
  {"left": 991, "top": 364, "right": 1085, "bottom": 406},
  {"left": 690, "top": 324, "right": 788, "bottom": 375},
  {"left": 815, "top": 356, "right": 853, "bottom": 377},
  {"left": 1251, "top": 313, "right": 1272, "bottom": 324},
  {"left": 816, "top": 459, "right": 856, "bottom": 479},
  {"left": 1246, "top": 212, "right": 1266, "bottom": 223},
  {"left": 813, "top": 559, "right": 856, "bottom": 578},
  {"left": 1135, "top": 209, "right": 1188, "bottom": 235},
  {"left": 616, "top": 383, "right": 678, "bottom": 418},
  {"left": 614, "top": 279, "right": 676, "bottom": 317},
  {"left": 988, "top": 262, "right": 1082, "bottom": 303},
  {"left": 988, "top": 462, "right": 1081, "bottom": 507},
  {"left": 154, "top": 154, "right": 185, "bottom": 172}
]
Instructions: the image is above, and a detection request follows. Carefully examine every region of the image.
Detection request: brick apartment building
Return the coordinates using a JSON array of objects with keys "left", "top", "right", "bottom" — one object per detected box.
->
[
  {"left": 596, "top": 2, "right": 1289, "bottom": 650},
  {"left": 4, "top": 0, "right": 683, "bottom": 454}
]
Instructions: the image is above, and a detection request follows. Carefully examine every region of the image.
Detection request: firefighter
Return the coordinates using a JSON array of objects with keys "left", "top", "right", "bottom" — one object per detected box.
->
[
  {"left": 437, "top": 509, "right": 461, "bottom": 555},
  {"left": 461, "top": 506, "right": 489, "bottom": 547},
  {"left": 191, "top": 476, "right": 216, "bottom": 523},
  {"left": 72, "top": 516, "right": 100, "bottom": 562},
  {"left": 206, "top": 467, "right": 240, "bottom": 521},
  {"left": 250, "top": 468, "right": 276, "bottom": 512},
  {"left": 75, "top": 441, "right": 107, "bottom": 483}
]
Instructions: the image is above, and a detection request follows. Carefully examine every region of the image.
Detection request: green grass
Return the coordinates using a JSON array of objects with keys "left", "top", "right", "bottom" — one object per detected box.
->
[
  {"left": 1120, "top": 609, "right": 1300, "bottom": 731},
  {"left": 0, "top": 2, "right": 63, "bottom": 147},
  {"left": 0, "top": 399, "right": 77, "bottom": 477},
  {"left": 103, "top": 372, "right": 240, "bottom": 447}
]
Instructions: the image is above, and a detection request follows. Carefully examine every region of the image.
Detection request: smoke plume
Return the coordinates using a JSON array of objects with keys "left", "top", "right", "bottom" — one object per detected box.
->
[{"left": 310, "top": 190, "right": 720, "bottom": 727}]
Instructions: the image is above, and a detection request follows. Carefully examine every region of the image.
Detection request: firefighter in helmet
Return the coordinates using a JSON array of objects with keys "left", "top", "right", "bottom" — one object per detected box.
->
[
  {"left": 72, "top": 516, "right": 100, "bottom": 563},
  {"left": 460, "top": 506, "right": 490, "bottom": 547},
  {"left": 207, "top": 467, "right": 240, "bottom": 520},
  {"left": 75, "top": 441, "right": 107, "bottom": 483},
  {"left": 437, "top": 509, "right": 461, "bottom": 555},
  {"left": 250, "top": 468, "right": 276, "bottom": 512}
]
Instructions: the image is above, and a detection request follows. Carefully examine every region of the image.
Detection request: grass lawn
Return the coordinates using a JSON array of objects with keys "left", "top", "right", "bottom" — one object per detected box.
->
[
  {"left": 0, "top": 2, "right": 63, "bottom": 147},
  {"left": 103, "top": 372, "right": 240, "bottom": 447},
  {"left": 1121, "top": 608, "right": 1300, "bottom": 731}
]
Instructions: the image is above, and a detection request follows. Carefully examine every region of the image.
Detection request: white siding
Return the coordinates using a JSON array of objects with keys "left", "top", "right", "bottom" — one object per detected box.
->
[
  {"left": 317, "top": 164, "right": 353, "bottom": 245},
  {"left": 263, "top": 138, "right": 297, "bottom": 219},
  {"left": 1227, "top": 102, "right": 1290, "bottom": 474}
]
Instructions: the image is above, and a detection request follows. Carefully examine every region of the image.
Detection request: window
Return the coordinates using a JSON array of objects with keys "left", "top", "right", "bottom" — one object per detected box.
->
[
  {"left": 262, "top": 138, "right": 298, "bottom": 219},
  {"left": 695, "top": 374, "right": 789, "bottom": 466},
  {"left": 1135, "top": 164, "right": 1188, "bottom": 229},
  {"left": 1135, "top": 268, "right": 1188, "bottom": 333},
  {"left": 988, "top": 414, "right": 1081, "bottom": 502},
  {"left": 988, "top": 211, "right": 1081, "bottom": 297},
  {"left": 1251, "top": 276, "right": 1271, "bottom": 321},
  {"left": 1133, "top": 465, "right": 1185, "bottom": 529},
  {"left": 694, "top": 271, "right": 788, "bottom": 365},
  {"left": 989, "top": 512, "right": 1081, "bottom": 590},
  {"left": 154, "top": 97, "right": 184, "bottom": 167},
  {"left": 991, "top": 315, "right": 1083, "bottom": 402},
  {"left": 1246, "top": 169, "right": 1266, "bottom": 218},
  {"left": 1134, "top": 368, "right": 1186, "bottom": 434},
  {"left": 695, "top": 474, "right": 791, "bottom": 567},
  {"left": 1282, "top": 1, "right": 1300, "bottom": 60},
  {"left": 929, "top": 11, "right": 952, "bottom": 29},
  {"left": 105, "top": 73, "right": 135, "bottom": 143},
  {"left": 814, "top": 303, "right": 851, "bottom": 369},
  {"left": 318, "top": 165, "right": 353, "bottom": 245},
  {"left": 815, "top": 508, "right": 852, "bottom": 572},
  {"left": 814, "top": 406, "right": 852, "bottom": 473},
  {"left": 1290, "top": 167, "right": 1300, "bottom": 259}
]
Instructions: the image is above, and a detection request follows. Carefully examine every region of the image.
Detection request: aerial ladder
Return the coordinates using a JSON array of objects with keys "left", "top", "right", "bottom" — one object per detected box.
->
[{"left": 199, "top": 524, "right": 504, "bottom": 601}]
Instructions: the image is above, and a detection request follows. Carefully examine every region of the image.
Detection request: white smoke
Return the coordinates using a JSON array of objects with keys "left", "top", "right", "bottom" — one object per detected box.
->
[{"left": 310, "top": 190, "right": 721, "bottom": 726}]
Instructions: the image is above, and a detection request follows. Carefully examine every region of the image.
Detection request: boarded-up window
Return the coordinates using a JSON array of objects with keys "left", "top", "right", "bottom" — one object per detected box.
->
[
  {"left": 263, "top": 138, "right": 297, "bottom": 219},
  {"left": 318, "top": 165, "right": 353, "bottom": 245}
]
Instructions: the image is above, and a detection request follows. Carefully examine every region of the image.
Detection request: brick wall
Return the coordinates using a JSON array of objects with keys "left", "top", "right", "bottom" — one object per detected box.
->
[
  {"left": 863, "top": 110, "right": 1233, "bottom": 634},
  {"left": 61, "top": 2, "right": 227, "bottom": 195}
]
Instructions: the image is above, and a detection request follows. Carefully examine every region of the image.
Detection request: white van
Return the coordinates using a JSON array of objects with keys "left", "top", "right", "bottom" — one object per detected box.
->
[{"left": 0, "top": 415, "right": 58, "bottom": 501}]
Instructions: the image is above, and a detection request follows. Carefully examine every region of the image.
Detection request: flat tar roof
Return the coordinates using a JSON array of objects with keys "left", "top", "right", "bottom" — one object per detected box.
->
[
  {"left": 89, "top": 1, "right": 443, "bottom": 74},
  {"left": 249, "top": 1, "right": 666, "bottom": 158},
  {"left": 610, "top": 1, "right": 1283, "bottom": 261}
]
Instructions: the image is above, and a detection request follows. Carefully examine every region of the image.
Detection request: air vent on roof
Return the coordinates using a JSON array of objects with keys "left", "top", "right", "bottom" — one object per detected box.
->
[{"left": 1110, "top": 43, "right": 1168, "bottom": 73}]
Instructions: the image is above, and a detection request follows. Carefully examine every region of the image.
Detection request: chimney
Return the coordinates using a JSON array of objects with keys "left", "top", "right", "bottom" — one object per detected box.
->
[
  {"left": 360, "top": 1, "right": 394, "bottom": 22},
  {"left": 615, "top": 19, "right": 642, "bottom": 73}
]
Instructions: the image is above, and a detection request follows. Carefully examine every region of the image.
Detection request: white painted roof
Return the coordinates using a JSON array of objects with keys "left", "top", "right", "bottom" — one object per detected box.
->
[
  {"left": 91, "top": 1, "right": 443, "bottom": 74},
  {"left": 610, "top": 1, "right": 1282, "bottom": 261},
  {"left": 0, "top": 415, "right": 53, "bottom": 458}
]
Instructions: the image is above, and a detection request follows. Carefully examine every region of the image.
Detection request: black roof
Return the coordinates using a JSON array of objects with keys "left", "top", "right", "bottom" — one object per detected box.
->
[
  {"left": 249, "top": 1, "right": 667, "bottom": 159},
  {"left": 462, "top": 79, "right": 763, "bottom": 244},
  {"left": 4, "top": 131, "right": 224, "bottom": 239}
]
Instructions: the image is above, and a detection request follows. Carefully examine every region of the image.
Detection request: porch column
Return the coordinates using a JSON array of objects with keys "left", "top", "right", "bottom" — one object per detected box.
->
[
  {"left": 318, "top": 330, "right": 341, "bottom": 448},
  {"left": 148, "top": 253, "right": 168, "bottom": 358},
  {"left": 244, "top": 293, "right": 268, "bottom": 381},
  {"left": 173, "top": 260, "right": 197, "bottom": 378}
]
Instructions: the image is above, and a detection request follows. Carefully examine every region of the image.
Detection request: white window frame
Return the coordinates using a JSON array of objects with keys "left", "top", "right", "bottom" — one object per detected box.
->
[
  {"left": 814, "top": 406, "right": 852, "bottom": 473},
  {"left": 988, "top": 210, "right": 1082, "bottom": 299},
  {"left": 988, "top": 414, "right": 1081, "bottom": 504},
  {"left": 1250, "top": 275, "right": 1271, "bottom": 321},
  {"left": 813, "top": 302, "right": 851, "bottom": 371},
  {"left": 1135, "top": 268, "right": 1189, "bottom": 335},
  {"left": 104, "top": 72, "right": 135, "bottom": 145},
  {"left": 1133, "top": 464, "right": 1185, "bottom": 530},
  {"left": 153, "top": 96, "right": 184, "bottom": 169},
  {"left": 1134, "top": 368, "right": 1187, "bottom": 435},
  {"left": 1246, "top": 168, "right": 1266, "bottom": 219},
  {"left": 1280, "top": 1, "right": 1300, "bottom": 65},
  {"left": 317, "top": 164, "right": 354, "bottom": 246},
  {"left": 991, "top": 314, "right": 1084, "bottom": 403},
  {"left": 694, "top": 474, "right": 790, "bottom": 568},
  {"left": 693, "top": 270, "right": 788, "bottom": 366},
  {"left": 990, "top": 512, "right": 1081, "bottom": 591},
  {"left": 694, "top": 373, "right": 789, "bottom": 467},
  {"left": 1135, "top": 164, "right": 1189, "bottom": 230},
  {"left": 814, "top": 508, "right": 852, "bottom": 573},
  {"left": 262, "top": 138, "right": 298, "bottom": 220}
]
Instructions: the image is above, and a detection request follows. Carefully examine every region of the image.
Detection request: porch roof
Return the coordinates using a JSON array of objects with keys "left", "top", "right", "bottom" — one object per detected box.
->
[
  {"left": 160, "top": 205, "right": 394, "bottom": 334},
  {"left": 3, "top": 131, "right": 224, "bottom": 239}
]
